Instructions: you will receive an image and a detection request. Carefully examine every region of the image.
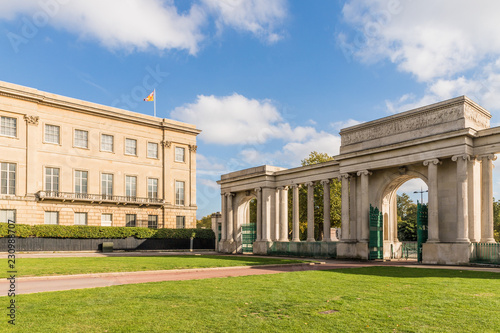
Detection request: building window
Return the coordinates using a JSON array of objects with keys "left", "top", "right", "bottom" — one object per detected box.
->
[
  {"left": 101, "top": 213, "right": 112, "bottom": 227},
  {"left": 45, "top": 167, "right": 59, "bottom": 192},
  {"left": 125, "top": 176, "right": 137, "bottom": 197},
  {"left": 126, "top": 214, "right": 136, "bottom": 227},
  {"left": 125, "top": 138, "right": 137, "bottom": 156},
  {"left": 0, "top": 116, "right": 16, "bottom": 137},
  {"left": 45, "top": 124, "right": 60, "bottom": 144},
  {"left": 75, "top": 170, "right": 88, "bottom": 194},
  {"left": 147, "top": 142, "right": 158, "bottom": 159},
  {"left": 175, "top": 147, "right": 185, "bottom": 162},
  {"left": 74, "top": 212, "right": 87, "bottom": 225},
  {"left": 148, "top": 178, "right": 158, "bottom": 199},
  {"left": 0, "top": 209, "right": 16, "bottom": 223},
  {"left": 101, "top": 173, "right": 113, "bottom": 198},
  {"left": 148, "top": 215, "right": 158, "bottom": 229},
  {"left": 101, "top": 134, "right": 113, "bottom": 152},
  {"left": 74, "top": 129, "right": 88, "bottom": 148},
  {"left": 0, "top": 162, "right": 16, "bottom": 195},
  {"left": 176, "top": 216, "right": 185, "bottom": 229},
  {"left": 175, "top": 181, "right": 185, "bottom": 206},
  {"left": 45, "top": 211, "right": 59, "bottom": 225}
]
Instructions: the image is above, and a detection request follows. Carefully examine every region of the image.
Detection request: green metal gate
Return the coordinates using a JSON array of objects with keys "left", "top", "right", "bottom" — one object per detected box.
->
[
  {"left": 217, "top": 224, "right": 221, "bottom": 242},
  {"left": 369, "top": 205, "right": 383, "bottom": 260},
  {"left": 417, "top": 202, "right": 428, "bottom": 262},
  {"left": 241, "top": 223, "right": 256, "bottom": 253}
]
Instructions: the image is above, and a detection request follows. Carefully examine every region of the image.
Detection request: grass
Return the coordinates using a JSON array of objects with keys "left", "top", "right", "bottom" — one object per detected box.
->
[
  {"left": 2, "top": 255, "right": 309, "bottom": 277},
  {"left": 2, "top": 266, "right": 499, "bottom": 332}
]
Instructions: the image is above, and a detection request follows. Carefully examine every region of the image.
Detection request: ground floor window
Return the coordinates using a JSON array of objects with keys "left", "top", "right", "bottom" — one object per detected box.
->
[
  {"left": 101, "top": 213, "right": 112, "bottom": 227},
  {"left": 74, "top": 212, "right": 87, "bottom": 225},
  {"left": 148, "top": 215, "right": 158, "bottom": 229},
  {"left": 176, "top": 216, "right": 185, "bottom": 229},
  {"left": 44, "top": 211, "right": 59, "bottom": 225},
  {"left": 0, "top": 209, "right": 15, "bottom": 223},
  {"left": 126, "top": 214, "right": 136, "bottom": 227}
]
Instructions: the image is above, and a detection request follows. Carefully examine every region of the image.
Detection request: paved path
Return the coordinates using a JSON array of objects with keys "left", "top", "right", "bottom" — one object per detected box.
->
[{"left": 1, "top": 252, "right": 498, "bottom": 296}]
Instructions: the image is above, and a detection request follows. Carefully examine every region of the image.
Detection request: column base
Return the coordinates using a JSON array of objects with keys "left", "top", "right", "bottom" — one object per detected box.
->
[
  {"left": 252, "top": 241, "right": 273, "bottom": 255},
  {"left": 480, "top": 238, "right": 497, "bottom": 243},
  {"left": 422, "top": 242, "right": 471, "bottom": 265},
  {"left": 218, "top": 240, "right": 237, "bottom": 254},
  {"left": 306, "top": 238, "right": 315, "bottom": 242},
  {"left": 337, "top": 241, "right": 369, "bottom": 260}
]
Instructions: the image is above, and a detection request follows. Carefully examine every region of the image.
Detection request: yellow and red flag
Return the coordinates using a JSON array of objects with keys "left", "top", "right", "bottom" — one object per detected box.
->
[{"left": 143, "top": 91, "right": 154, "bottom": 102}]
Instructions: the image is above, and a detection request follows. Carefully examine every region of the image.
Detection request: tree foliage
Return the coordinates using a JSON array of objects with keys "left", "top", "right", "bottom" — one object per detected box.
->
[
  {"left": 493, "top": 198, "right": 500, "bottom": 242},
  {"left": 196, "top": 214, "right": 212, "bottom": 229},
  {"left": 397, "top": 193, "right": 417, "bottom": 241}
]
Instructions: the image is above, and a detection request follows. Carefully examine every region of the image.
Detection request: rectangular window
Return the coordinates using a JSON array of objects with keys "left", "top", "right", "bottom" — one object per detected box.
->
[
  {"left": 75, "top": 170, "right": 88, "bottom": 194},
  {"left": 1, "top": 162, "right": 16, "bottom": 195},
  {"left": 45, "top": 124, "right": 60, "bottom": 144},
  {"left": 101, "top": 173, "right": 113, "bottom": 198},
  {"left": 148, "top": 178, "right": 158, "bottom": 199},
  {"left": 74, "top": 212, "right": 87, "bottom": 225},
  {"left": 125, "top": 176, "right": 137, "bottom": 197},
  {"left": 175, "top": 181, "right": 185, "bottom": 206},
  {"left": 0, "top": 116, "right": 16, "bottom": 137},
  {"left": 175, "top": 147, "right": 185, "bottom": 162},
  {"left": 45, "top": 167, "right": 59, "bottom": 192},
  {"left": 148, "top": 215, "right": 158, "bottom": 229},
  {"left": 0, "top": 210, "right": 15, "bottom": 223},
  {"left": 101, "top": 213, "right": 112, "bottom": 227},
  {"left": 147, "top": 142, "right": 158, "bottom": 159},
  {"left": 74, "top": 129, "right": 88, "bottom": 148},
  {"left": 176, "top": 216, "right": 185, "bottom": 229},
  {"left": 101, "top": 134, "right": 113, "bottom": 152},
  {"left": 125, "top": 138, "right": 137, "bottom": 155},
  {"left": 44, "top": 211, "right": 59, "bottom": 225},
  {"left": 126, "top": 214, "right": 136, "bottom": 227}
]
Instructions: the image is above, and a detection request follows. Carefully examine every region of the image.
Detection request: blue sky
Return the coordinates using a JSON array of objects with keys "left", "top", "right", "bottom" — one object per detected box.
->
[{"left": 1, "top": 0, "right": 500, "bottom": 218}]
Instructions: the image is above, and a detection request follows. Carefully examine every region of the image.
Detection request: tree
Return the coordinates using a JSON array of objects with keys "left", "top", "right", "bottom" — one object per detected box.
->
[
  {"left": 493, "top": 198, "right": 500, "bottom": 242},
  {"left": 397, "top": 194, "right": 417, "bottom": 241},
  {"left": 287, "top": 151, "right": 341, "bottom": 240},
  {"left": 196, "top": 214, "right": 212, "bottom": 229}
]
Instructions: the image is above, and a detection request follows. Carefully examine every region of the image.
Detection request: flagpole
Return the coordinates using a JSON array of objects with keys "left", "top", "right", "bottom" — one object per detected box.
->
[{"left": 154, "top": 88, "right": 156, "bottom": 117}]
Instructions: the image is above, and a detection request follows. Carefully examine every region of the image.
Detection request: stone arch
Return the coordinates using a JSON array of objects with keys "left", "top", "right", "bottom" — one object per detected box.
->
[{"left": 233, "top": 192, "right": 257, "bottom": 253}]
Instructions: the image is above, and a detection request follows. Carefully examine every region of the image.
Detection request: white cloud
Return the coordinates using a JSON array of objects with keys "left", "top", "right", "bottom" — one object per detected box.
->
[
  {"left": 330, "top": 119, "right": 363, "bottom": 132},
  {"left": 201, "top": 0, "right": 287, "bottom": 43},
  {"left": 1, "top": 0, "right": 288, "bottom": 54}
]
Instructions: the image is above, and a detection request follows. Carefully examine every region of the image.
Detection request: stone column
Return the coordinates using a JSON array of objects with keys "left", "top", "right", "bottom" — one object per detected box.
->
[
  {"left": 220, "top": 193, "right": 227, "bottom": 242},
  {"left": 278, "top": 186, "right": 289, "bottom": 241},
  {"left": 226, "top": 193, "right": 234, "bottom": 243},
  {"left": 272, "top": 189, "right": 280, "bottom": 241},
  {"left": 255, "top": 188, "right": 262, "bottom": 242},
  {"left": 423, "top": 159, "right": 440, "bottom": 243},
  {"left": 321, "top": 180, "right": 331, "bottom": 241},
  {"left": 261, "top": 188, "right": 273, "bottom": 242},
  {"left": 349, "top": 175, "right": 357, "bottom": 241},
  {"left": 291, "top": 184, "right": 300, "bottom": 242},
  {"left": 24, "top": 115, "right": 39, "bottom": 196},
  {"left": 357, "top": 170, "right": 371, "bottom": 242},
  {"left": 340, "top": 174, "right": 350, "bottom": 241},
  {"left": 306, "top": 182, "right": 315, "bottom": 242},
  {"left": 452, "top": 154, "right": 470, "bottom": 243},
  {"left": 480, "top": 154, "right": 497, "bottom": 242}
]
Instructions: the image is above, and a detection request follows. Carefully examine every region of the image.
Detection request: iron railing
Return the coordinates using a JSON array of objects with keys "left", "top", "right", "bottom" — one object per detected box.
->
[
  {"left": 37, "top": 191, "right": 164, "bottom": 206},
  {"left": 392, "top": 242, "right": 418, "bottom": 260},
  {"left": 470, "top": 242, "right": 500, "bottom": 264}
]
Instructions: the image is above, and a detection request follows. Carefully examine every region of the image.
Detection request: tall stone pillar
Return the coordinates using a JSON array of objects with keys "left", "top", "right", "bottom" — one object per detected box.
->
[
  {"left": 291, "top": 184, "right": 300, "bottom": 242},
  {"left": 340, "top": 174, "right": 350, "bottom": 241},
  {"left": 306, "top": 182, "right": 315, "bottom": 242},
  {"left": 357, "top": 170, "right": 371, "bottom": 242},
  {"left": 321, "top": 180, "right": 331, "bottom": 241},
  {"left": 423, "top": 159, "right": 440, "bottom": 243},
  {"left": 349, "top": 175, "right": 357, "bottom": 241},
  {"left": 272, "top": 189, "right": 280, "bottom": 241},
  {"left": 255, "top": 188, "right": 262, "bottom": 241},
  {"left": 220, "top": 193, "right": 227, "bottom": 242},
  {"left": 278, "top": 186, "right": 289, "bottom": 241},
  {"left": 452, "top": 155, "right": 470, "bottom": 243},
  {"left": 480, "top": 154, "right": 497, "bottom": 242},
  {"left": 261, "top": 188, "right": 273, "bottom": 241},
  {"left": 226, "top": 193, "right": 234, "bottom": 243}
]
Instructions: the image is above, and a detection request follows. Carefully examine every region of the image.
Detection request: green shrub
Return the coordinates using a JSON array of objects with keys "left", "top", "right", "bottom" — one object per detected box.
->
[{"left": 0, "top": 224, "right": 214, "bottom": 240}]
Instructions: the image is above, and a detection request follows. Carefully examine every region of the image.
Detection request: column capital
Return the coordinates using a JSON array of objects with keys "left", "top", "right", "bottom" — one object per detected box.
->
[
  {"left": 305, "top": 181, "right": 315, "bottom": 187},
  {"left": 320, "top": 179, "right": 330, "bottom": 185},
  {"left": 254, "top": 187, "right": 262, "bottom": 193},
  {"left": 290, "top": 184, "right": 301, "bottom": 189},
  {"left": 277, "top": 186, "right": 289, "bottom": 191},
  {"left": 356, "top": 170, "right": 372, "bottom": 177},
  {"left": 224, "top": 192, "right": 235, "bottom": 197},
  {"left": 24, "top": 115, "right": 39, "bottom": 125},
  {"left": 160, "top": 140, "right": 171, "bottom": 148},
  {"left": 340, "top": 173, "right": 350, "bottom": 179},
  {"left": 189, "top": 144, "right": 198, "bottom": 152},
  {"left": 423, "top": 159, "right": 441, "bottom": 166},
  {"left": 478, "top": 154, "right": 497, "bottom": 161},
  {"left": 451, "top": 154, "right": 471, "bottom": 162}
]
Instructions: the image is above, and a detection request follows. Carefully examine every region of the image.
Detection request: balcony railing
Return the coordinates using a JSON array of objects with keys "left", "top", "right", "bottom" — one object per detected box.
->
[{"left": 36, "top": 191, "right": 164, "bottom": 206}]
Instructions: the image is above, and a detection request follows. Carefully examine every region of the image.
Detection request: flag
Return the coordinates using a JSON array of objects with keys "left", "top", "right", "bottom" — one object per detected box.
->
[{"left": 144, "top": 91, "right": 154, "bottom": 102}]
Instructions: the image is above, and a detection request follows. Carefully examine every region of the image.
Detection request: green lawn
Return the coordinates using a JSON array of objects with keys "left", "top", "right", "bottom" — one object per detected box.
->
[
  {"left": 3, "top": 255, "right": 308, "bottom": 277},
  {"left": 2, "top": 267, "right": 499, "bottom": 332}
]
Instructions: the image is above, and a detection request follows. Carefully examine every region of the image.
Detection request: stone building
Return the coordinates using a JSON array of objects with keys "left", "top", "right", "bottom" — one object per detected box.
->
[{"left": 0, "top": 81, "right": 200, "bottom": 228}]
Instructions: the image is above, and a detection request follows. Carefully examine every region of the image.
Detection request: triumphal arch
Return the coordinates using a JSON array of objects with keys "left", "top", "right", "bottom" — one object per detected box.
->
[{"left": 217, "top": 96, "right": 499, "bottom": 264}]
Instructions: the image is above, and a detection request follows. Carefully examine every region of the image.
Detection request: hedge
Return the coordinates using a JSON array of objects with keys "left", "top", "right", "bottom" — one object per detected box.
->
[{"left": 0, "top": 224, "right": 215, "bottom": 240}]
